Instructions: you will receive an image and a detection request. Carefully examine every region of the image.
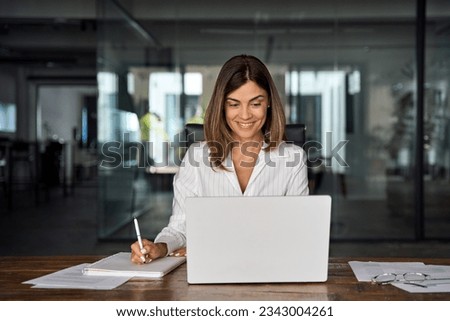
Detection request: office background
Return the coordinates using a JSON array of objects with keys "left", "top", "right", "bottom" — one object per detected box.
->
[{"left": 0, "top": 0, "right": 449, "bottom": 257}]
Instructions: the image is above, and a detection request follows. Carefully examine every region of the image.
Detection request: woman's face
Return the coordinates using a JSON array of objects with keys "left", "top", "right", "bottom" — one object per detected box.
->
[{"left": 224, "top": 80, "right": 269, "bottom": 143}]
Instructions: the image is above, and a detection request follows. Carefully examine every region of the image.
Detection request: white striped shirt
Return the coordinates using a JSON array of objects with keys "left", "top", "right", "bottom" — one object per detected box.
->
[{"left": 154, "top": 141, "right": 309, "bottom": 254}]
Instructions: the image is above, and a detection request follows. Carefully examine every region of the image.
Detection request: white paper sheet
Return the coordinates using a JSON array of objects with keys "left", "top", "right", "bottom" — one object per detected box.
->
[
  {"left": 348, "top": 261, "right": 426, "bottom": 282},
  {"left": 393, "top": 281, "right": 450, "bottom": 293},
  {"left": 349, "top": 261, "right": 450, "bottom": 293},
  {"left": 23, "top": 263, "right": 130, "bottom": 290}
]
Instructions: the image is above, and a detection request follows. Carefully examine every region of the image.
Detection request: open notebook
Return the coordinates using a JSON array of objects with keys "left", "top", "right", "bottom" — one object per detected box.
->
[{"left": 83, "top": 252, "right": 186, "bottom": 278}]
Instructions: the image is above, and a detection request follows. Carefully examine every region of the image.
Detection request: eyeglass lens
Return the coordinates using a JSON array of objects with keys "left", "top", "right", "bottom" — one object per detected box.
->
[
  {"left": 373, "top": 273, "right": 397, "bottom": 283},
  {"left": 403, "top": 272, "right": 427, "bottom": 282}
]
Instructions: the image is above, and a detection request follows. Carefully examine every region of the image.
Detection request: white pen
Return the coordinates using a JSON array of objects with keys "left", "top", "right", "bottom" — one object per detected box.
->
[{"left": 133, "top": 217, "right": 146, "bottom": 263}]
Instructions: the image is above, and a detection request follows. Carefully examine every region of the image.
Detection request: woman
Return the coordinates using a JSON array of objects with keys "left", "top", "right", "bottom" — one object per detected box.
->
[{"left": 131, "top": 54, "right": 309, "bottom": 264}]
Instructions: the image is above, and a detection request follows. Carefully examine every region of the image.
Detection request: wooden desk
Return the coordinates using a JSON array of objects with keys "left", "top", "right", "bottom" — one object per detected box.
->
[{"left": 1, "top": 256, "right": 450, "bottom": 301}]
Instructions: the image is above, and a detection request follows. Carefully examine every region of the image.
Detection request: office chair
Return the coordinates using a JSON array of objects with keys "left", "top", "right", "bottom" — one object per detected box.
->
[
  {"left": 184, "top": 123, "right": 306, "bottom": 148},
  {"left": 183, "top": 123, "right": 319, "bottom": 193}
]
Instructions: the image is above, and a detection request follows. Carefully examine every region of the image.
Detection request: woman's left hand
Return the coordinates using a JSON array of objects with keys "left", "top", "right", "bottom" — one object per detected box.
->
[{"left": 169, "top": 247, "right": 187, "bottom": 257}]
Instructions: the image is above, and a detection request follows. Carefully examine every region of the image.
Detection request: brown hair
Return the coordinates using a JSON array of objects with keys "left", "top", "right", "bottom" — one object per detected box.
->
[{"left": 204, "top": 54, "right": 286, "bottom": 169}]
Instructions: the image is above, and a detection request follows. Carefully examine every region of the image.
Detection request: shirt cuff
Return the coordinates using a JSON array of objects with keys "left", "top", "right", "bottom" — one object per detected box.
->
[{"left": 154, "top": 235, "right": 181, "bottom": 256}]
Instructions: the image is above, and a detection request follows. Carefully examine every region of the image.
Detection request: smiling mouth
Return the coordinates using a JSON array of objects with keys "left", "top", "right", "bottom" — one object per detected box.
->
[{"left": 237, "top": 122, "right": 255, "bottom": 128}]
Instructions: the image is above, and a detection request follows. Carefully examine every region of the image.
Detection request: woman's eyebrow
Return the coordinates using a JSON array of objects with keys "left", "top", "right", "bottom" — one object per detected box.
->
[
  {"left": 249, "top": 95, "right": 265, "bottom": 101},
  {"left": 226, "top": 95, "right": 265, "bottom": 102}
]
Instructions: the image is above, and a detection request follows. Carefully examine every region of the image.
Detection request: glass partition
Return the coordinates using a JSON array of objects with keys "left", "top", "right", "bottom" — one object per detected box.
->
[
  {"left": 425, "top": 0, "right": 450, "bottom": 239},
  {"left": 97, "top": 0, "right": 163, "bottom": 239},
  {"left": 97, "top": 0, "right": 449, "bottom": 242}
]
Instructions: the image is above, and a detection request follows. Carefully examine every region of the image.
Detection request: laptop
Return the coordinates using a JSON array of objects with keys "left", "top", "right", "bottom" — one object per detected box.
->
[{"left": 185, "top": 195, "right": 332, "bottom": 284}]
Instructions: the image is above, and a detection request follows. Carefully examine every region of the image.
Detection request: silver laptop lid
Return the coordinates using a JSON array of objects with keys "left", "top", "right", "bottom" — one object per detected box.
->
[{"left": 186, "top": 195, "right": 332, "bottom": 284}]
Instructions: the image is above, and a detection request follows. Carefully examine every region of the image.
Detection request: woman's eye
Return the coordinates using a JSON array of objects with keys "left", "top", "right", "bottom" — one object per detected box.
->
[
  {"left": 227, "top": 103, "right": 239, "bottom": 108},
  {"left": 251, "top": 103, "right": 262, "bottom": 107}
]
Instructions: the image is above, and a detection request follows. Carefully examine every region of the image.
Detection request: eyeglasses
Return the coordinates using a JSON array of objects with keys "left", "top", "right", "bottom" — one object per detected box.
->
[{"left": 371, "top": 272, "right": 450, "bottom": 288}]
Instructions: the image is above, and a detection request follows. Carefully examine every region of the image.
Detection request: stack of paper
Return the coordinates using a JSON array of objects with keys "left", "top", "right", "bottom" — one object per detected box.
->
[
  {"left": 349, "top": 261, "right": 450, "bottom": 293},
  {"left": 23, "top": 264, "right": 130, "bottom": 290},
  {"left": 23, "top": 252, "right": 186, "bottom": 290}
]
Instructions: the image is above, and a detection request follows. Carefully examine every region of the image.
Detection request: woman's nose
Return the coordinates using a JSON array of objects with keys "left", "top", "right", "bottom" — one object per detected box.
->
[{"left": 239, "top": 106, "right": 251, "bottom": 119}]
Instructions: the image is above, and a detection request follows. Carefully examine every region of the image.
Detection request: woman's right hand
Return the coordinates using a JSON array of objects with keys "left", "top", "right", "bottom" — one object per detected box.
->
[{"left": 130, "top": 239, "right": 168, "bottom": 264}]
